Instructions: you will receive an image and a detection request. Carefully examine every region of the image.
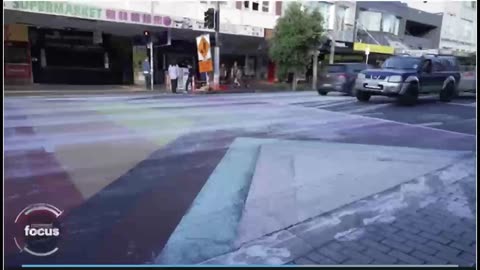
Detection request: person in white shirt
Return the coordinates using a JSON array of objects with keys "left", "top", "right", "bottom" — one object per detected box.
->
[{"left": 168, "top": 63, "right": 178, "bottom": 93}]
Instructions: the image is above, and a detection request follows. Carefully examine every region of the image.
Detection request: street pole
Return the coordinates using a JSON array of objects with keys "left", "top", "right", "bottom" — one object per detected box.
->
[
  {"left": 365, "top": 47, "right": 370, "bottom": 64},
  {"left": 149, "top": 0, "right": 154, "bottom": 91},
  {"left": 329, "top": 4, "right": 337, "bottom": 65},
  {"left": 149, "top": 41, "right": 154, "bottom": 91},
  {"left": 312, "top": 50, "right": 319, "bottom": 90},
  {"left": 213, "top": 1, "right": 220, "bottom": 89}
]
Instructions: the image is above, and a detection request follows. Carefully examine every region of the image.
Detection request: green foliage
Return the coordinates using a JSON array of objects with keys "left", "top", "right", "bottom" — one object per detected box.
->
[{"left": 269, "top": 2, "right": 325, "bottom": 79}]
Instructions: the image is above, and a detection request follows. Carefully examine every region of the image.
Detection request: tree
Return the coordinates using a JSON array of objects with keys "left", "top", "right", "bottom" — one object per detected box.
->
[{"left": 269, "top": 2, "right": 325, "bottom": 90}]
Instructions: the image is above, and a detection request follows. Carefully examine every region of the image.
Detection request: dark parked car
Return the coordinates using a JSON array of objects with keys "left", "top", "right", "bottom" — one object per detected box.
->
[
  {"left": 354, "top": 54, "right": 461, "bottom": 105},
  {"left": 317, "top": 63, "right": 371, "bottom": 96}
]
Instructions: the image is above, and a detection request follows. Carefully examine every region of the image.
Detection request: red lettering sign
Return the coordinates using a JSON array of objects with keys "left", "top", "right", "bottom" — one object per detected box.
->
[
  {"left": 163, "top": 16, "right": 172, "bottom": 26},
  {"left": 4, "top": 25, "right": 11, "bottom": 41},
  {"left": 119, "top": 11, "right": 128, "bottom": 21},
  {"left": 5, "top": 64, "right": 31, "bottom": 79},
  {"left": 106, "top": 9, "right": 116, "bottom": 20},
  {"left": 153, "top": 15, "right": 163, "bottom": 25},
  {"left": 131, "top": 13, "right": 140, "bottom": 22},
  {"left": 142, "top": 14, "right": 152, "bottom": 24}
]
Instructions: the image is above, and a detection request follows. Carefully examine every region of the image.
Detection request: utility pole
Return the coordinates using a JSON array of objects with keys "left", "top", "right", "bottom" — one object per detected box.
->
[
  {"left": 312, "top": 50, "right": 319, "bottom": 90},
  {"left": 213, "top": 1, "right": 220, "bottom": 89},
  {"left": 329, "top": 4, "right": 337, "bottom": 64},
  {"left": 149, "top": 0, "right": 154, "bottom": 91},
  {"left": 149, "top": 42, "right": 154, "bottom": 91},
  {"left": 365, "top": 46, "right": 370, "bottom": 64}
]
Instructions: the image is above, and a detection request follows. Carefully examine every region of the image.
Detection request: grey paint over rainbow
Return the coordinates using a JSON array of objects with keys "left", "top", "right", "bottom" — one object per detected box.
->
[{"left": 157, "top": 137, "right": 469, "bottom": 264}]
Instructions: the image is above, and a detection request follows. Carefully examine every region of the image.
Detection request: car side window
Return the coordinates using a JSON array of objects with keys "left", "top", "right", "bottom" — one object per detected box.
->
[
  {"left": 421, "top": 60, "right": 433, "bottom": 73},
  {"left": 351, "top": 64, "right": 367, "bottom": 73},
  {"left": 358, "top": 64, "right": 368, "bottom": 72},
  {"left": 445, "top": 58, "right": 459, "bottom": 71},
  {"left": 432, "top": 59, "right": 444, "bottom": 72}
]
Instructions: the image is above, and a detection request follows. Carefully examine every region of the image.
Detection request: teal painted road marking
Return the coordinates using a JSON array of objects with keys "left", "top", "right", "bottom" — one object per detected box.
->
[{"left": 156, "top": 138, "right": 275, "bottom": 265}]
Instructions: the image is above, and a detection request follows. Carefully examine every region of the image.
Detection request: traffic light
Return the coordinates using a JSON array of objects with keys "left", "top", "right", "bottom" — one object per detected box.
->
[{"left": 204, "top": 8, "right": 215, "bottom": 29}]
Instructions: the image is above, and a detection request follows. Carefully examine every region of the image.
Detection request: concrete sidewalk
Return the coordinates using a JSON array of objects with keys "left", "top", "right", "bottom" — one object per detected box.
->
[
  {"left": 202, "top": 155, "right": 476, "bottom": 266},
  {"left": 4, "top": 81, "right": 312, "bottom": 97},
  {"left": 4, "top": 84, "right": 165, "bottom": 96}
]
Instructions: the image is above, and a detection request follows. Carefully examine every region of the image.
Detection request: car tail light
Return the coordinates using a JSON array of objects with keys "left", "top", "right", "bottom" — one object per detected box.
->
[
  {"left": 337, "top": 74, "right": 346, "bottom": 81},
  {"left": 463, "top": 72, "right": 475, "bottom": 77}
]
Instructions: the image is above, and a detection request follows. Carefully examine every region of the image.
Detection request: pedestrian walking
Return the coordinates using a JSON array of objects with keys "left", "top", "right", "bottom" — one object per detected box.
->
[
  {"left": 306, "top": 63, "right": 313, "bottom": 83},
  {"left": 232, "top": 61, "right": 241, "bottom": 88},
  {"left": 236, "top": 66, "right": 244, "bottom": 88},
  {"left": 168, "top": 63, "right": 178, "bottom": 93},
  {"left": 142, "top": 57, "right": 151, "bottom": 90},
  {"left": 220, "top": 63, "right": 227, "bottom": 83},
  {"left": 185, "top": 64, "right": 194, "bottom": 92}
]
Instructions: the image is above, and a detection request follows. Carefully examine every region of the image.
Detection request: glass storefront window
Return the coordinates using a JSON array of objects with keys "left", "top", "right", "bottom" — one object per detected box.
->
[
  {"left": 328, "top": 4, "right": 335, "bottom": 29},
  {"left": 462, "top": 19, "right": 473, "bottom": 44},
  {"left": 318, "top": 2, "right": 332, "bottom": 30},
  {"left": 45, "top": 46, "right": 105, "bottom": 68},
  {"left": 4, "top": 43, "right": 29, "bottom": 64},
  {"left": 443, "top": 15, "right": 456, "bottom": 38},
  {"left": 359, "top": 10, "right": 381, "bottom": 32},
  {"left": 382, "top": 13, "right": 400, "bottom": 35},
  {"left": 336, "top": 6, "right": 347, "bottom": 31}
]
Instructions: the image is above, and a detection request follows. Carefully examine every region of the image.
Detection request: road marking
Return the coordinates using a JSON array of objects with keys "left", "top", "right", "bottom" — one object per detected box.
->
[
  {"left": 291, "top": 105, "right": 476, "bottom": 137},
  {"left": 156, "top": 138, "right": 262, "bottom": 264},
  {"left": 344, "top": 103, "right": 391, "bottom": 114},
  {"left": 418, "top": 122, "right": 444, "bottom": 127},
  {"left": 314, "top": 100, "right": 357, "bottom": 109},
  {"left": 355, "top": 114, "right": 476, "bottom": 137},
  {"left": 362, "top": 112, "right": 384, "bottom": 116},
  {"left": 441, "top": 118, "right": 477, "bottom": 125},
  {"left": 447, "top": 102, "right": 476, "bottom": 107}
]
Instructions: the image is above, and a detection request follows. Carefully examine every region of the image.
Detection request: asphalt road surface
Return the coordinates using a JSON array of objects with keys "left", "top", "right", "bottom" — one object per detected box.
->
[{"left": 4, "top": 91, "right": 476, "bottom": 266}]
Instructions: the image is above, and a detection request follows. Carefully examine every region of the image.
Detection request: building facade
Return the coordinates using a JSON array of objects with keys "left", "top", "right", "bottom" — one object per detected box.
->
[
  {"left": 406, "top": 1, "right": 476, "bottom": 53},
  {"left": 4, "top": 1, "right": 282, "bottom": 86},
  {"left": 355, "top": 1, "right": 442, "bottom": 51}
]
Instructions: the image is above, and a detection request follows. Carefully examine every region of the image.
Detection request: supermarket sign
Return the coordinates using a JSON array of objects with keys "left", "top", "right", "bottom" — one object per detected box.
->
[
  {"left": 4, "top": 1, "right": 172, "bottom": 27},
  {"left": 4, "top": 1, "right": 264, "bottom": 37},
  {"left": 5, "top": 1, "right": 102, "bottom": 19}
]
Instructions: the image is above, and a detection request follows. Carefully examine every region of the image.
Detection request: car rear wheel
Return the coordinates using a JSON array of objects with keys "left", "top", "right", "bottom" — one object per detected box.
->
[
  {"left": 439, "top": 82, "right": 455, "bottom": 102},
  {"left": 397, "top": 83, "right": 419, "bottom": 106},
  {"left": 318, "top": 90, "right": 328, "bottom": 96},
  {"left": 356, "top": 90, "right": 371, "bottom": 102}
]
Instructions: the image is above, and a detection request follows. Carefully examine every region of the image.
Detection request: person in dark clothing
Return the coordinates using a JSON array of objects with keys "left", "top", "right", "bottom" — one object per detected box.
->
[
  {"left": 185, "top": 64, "right": 194, "bottom": 92},
  {"left": 306, "top": 62, "right": 313, "bottom": 83},
  {"left": 142, "top": 58, "right": 151, "bottom": 90}
]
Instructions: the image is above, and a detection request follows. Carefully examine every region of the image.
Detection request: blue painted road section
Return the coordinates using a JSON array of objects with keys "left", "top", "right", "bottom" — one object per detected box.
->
[{"left": 156, "top": 138, "right": 274, "bottom": 265}]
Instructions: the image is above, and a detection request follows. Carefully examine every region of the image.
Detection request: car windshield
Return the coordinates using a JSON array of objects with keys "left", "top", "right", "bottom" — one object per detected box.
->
[{"left": 382, "top": 57, "right": 420, "bottom": 70}]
